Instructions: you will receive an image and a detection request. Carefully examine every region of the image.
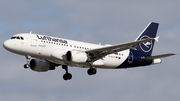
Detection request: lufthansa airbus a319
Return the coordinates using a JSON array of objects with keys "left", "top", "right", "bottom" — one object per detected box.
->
[{"left": 3, "top": 22, "right": 176, "bottom": 80}]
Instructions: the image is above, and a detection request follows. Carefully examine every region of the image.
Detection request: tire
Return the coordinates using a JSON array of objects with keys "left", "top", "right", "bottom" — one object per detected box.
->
[
  {"left": 87, "top": 68, "right": 97, "bottom": 75},
  {"left": 63, "top": 73, "right": 72, "bottom": 80},
  {"left": 24, "top": 64, "right": 29, "bottom": 69}
]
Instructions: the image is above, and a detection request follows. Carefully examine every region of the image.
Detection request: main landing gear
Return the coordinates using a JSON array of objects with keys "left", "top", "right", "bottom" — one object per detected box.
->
[
  {"left": 61, "top": 62, "right": 97, "bottom": 80},
  {"left": 87, "top": 62, "right": 97, "bottom": 75},
  {"left": 62, "top": 65, "right": 72, "bottom": 80},
  {"left": 62, "top": 64, "right": 97, "bottom": 81},
  {"left": 87, "top": 67, "right": 97, "bottom": 75},
  {"left": 24, "top": 56, "right": 31, "bottom": 69}
]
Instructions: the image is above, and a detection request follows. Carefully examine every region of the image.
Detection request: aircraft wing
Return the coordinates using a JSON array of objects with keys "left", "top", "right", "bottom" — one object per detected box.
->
[
  {"left": 142, "top": 53, "right": 176, "bottom": 60},
  {"left": 86, "top": 38, "right": 155, "bottom": 61}
]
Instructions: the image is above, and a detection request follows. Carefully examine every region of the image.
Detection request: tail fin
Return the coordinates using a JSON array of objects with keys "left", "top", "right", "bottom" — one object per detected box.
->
[{"left": 135, "top": 22, "right": 159, "bottom": 56}]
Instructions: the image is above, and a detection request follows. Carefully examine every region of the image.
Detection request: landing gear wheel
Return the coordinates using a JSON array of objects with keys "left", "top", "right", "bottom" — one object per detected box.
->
[
  {"left": 62, "top": 65, "right": 72, "bottom": 80},
  {"left": 24, "top": 56, "right": 31, "bottom": 69},
  {"left": 87, "top": 68, "right": 97, "bottom": 75},
  {"left": 63, "top": 73, "right": 72, "bottom": 80},
  {"left": 24, "top": 64, "right": 29, "bottom": 69}
]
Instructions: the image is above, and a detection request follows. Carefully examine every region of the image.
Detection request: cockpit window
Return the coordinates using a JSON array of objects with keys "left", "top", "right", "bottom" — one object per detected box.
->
[
  {"left": 11, "top": 37, "right": 16, "bottom": 39},
  {"left": 11, "top": 36, "right": 24, "bottom": 40},
  {"left": 17, "top": 37, "right": 20, "bottom": 39}
]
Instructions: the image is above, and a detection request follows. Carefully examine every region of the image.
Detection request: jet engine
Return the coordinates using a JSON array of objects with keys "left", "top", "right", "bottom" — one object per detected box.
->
[
  {"left": 66, "top": 50, "right": 89, "bottom": 63},
  {"left": 30, "top": 59, "right": 55, "bottom": 72}
]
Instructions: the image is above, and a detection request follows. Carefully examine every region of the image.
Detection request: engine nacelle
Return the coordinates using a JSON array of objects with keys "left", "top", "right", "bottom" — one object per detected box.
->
[
  {"left": 30, "top": 59, "right": 55, "bottom": 72},
  {"left": 66, "top": 50, "right": 88, "bottom": 63}
]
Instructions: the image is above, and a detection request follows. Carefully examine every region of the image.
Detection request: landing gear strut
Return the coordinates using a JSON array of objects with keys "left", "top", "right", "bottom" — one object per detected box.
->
[
  {"left": 62, "top": 65, "right": 72, "bottom": 80},
  {"left": 87, "top": 62, "right": 97, "bottom": 75},
  {"left": 24, "top": 56, "right": 31, "bottom": 69}
]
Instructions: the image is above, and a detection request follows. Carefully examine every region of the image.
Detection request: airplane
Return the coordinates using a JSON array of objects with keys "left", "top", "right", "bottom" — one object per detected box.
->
[{"left": 3, "top": 22, "right": 176, "bottom": 80}]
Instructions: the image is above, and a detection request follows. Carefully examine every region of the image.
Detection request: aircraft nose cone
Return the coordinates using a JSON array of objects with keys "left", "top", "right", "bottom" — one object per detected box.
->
[{"left": 3, "top": 40, "right": 11, "bottom": 50}]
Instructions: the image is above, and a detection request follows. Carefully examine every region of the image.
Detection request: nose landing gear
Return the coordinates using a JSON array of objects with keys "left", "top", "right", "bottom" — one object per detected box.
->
[{"left": 24, "top": 56, "right": 31, "bottom": 69}]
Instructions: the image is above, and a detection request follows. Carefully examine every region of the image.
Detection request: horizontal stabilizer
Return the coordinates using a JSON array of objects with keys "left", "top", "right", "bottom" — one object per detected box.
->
[{"left": 142, "top": 53, "right": 176, "bottom": 60}]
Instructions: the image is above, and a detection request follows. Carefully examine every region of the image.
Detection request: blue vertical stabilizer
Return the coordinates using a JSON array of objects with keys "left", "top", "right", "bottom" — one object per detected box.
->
[
  {"left": 135, "top": 22, "right": 159, "bottom": 56},
  {"left": 117, "top": 22, "right": 159, "bottom": 68}
]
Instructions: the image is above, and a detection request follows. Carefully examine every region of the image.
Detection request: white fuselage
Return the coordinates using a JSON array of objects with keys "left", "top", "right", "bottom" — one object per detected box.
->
[
  {"left": 3, "top": 23, "right": 175, "bottom": 81},
  {"left": 4, "top": 33, "right": 130, "bottom": 69}
]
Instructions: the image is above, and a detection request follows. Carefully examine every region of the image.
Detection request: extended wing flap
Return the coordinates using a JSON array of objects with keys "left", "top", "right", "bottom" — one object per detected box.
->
[{"left": 142, "top": 53, "right": 176, "bottom": 60}]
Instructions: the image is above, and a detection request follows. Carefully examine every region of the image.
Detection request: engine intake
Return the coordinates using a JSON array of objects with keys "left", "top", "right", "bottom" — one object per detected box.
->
[
  {"left": 30, "top": 59, "right": 55, "bottom": 72},
  {"left": 66, "top": 51, "right": 88, "bottom": 63}
]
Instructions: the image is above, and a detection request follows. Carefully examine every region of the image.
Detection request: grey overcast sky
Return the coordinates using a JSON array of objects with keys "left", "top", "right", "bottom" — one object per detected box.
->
[{"left": 0, "top": 0, "right": 179, "bottom": 101}]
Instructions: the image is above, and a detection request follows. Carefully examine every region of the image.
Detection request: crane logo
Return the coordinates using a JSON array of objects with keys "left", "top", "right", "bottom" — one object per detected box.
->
[
  {"left": 140, "top": 35, "right": 152, "bottom": 52},
  {"left": 128, "top": 51, "right": 133, "bottom": 64}
]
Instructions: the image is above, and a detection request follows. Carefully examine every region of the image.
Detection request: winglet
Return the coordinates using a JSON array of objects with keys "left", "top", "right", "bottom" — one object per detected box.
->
[{"left": 154, "top": 36, "right": 160, "bottom": 42}]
